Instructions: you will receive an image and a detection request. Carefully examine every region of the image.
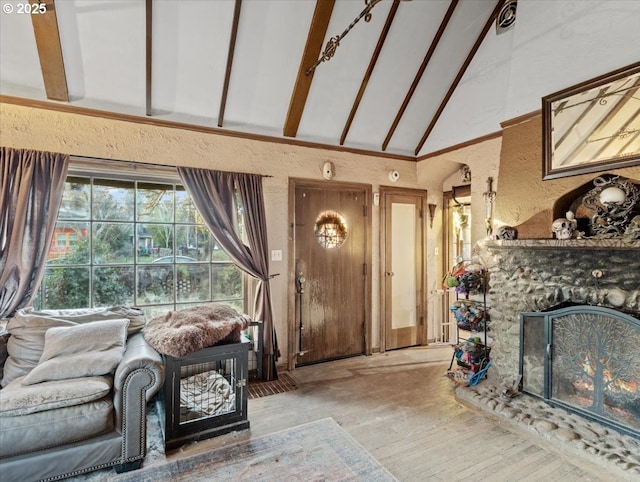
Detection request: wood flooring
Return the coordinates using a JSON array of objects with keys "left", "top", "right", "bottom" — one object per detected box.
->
[{"left": 165, "top": 346, "right": 626, "bottom": 481}]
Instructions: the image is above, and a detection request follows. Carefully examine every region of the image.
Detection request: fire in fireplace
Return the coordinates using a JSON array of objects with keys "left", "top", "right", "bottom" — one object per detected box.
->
[{"left": 520, "top": 304, "right": 640, "bottom": 439}]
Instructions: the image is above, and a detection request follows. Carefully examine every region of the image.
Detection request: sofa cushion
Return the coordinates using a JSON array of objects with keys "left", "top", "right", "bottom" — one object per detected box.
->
[
  {"left": 43, "top": 306, "right": 146, "bottom": 336},
  {"left": 0, "top": 397, "right": 113, "bottom": 458},
  {"left": 2, "top": 307, "right": 144, "bottom": 387},
  {"left": 2, "top": 312, "right": 76, "bottom": 387},
  {"left": 0, "top": 375, "right": 112, "bottom": 416},
  {"left": 22, "top": 318, "right": 129, "bottom": 385}
]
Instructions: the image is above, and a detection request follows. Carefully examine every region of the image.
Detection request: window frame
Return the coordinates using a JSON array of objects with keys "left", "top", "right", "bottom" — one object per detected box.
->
[{"left": 35, "top": 160, "right": 248, "bottom": 316}]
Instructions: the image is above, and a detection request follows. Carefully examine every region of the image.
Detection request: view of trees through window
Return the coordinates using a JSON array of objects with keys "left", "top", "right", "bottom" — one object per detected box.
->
[{"left": 34, "top": 176, "right": 244, "bottom": 317}]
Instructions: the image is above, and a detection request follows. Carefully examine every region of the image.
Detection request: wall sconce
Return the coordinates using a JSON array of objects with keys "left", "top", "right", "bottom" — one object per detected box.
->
[
  {"left": 428, "top": 203, "right": 437, "bottom": 228},
  {"left": 483, "top": 177, "right": 496, "bottom": 236}
]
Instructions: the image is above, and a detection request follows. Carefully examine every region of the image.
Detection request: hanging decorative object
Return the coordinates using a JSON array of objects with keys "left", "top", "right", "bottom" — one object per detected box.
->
[
  {"left": 483, "top": 177, "right": 496, "bottom": 236},
  {"left": 305, "top": 0, "right": 415, "bottom": 75},
  {"left": 306, "top": 0, "right": 382, "bottom": 75},
  {"left": 314, "top": 210, "right": 349, "bottom": 249},
  {"left": 453, "top": 205, "right": 468, "bottom": 230}
]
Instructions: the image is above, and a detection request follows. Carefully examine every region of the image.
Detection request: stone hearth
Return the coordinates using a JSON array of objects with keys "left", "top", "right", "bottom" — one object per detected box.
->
[
  {"left": 479, "top": 238, "right": 640, "bottom": 380},
  {"left": 456, "top": 381, "right": 640, "bottom": 477}
]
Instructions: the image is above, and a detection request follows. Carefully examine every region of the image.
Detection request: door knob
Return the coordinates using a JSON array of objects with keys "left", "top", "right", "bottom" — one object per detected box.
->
[{"left": 296, "top": 272, "right": 306, "bottom": 293}]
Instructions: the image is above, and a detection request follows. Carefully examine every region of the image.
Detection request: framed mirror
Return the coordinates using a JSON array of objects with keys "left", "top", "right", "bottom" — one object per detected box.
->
[{"left": 542, "top": 62, "right": 640, "bottom": 180}]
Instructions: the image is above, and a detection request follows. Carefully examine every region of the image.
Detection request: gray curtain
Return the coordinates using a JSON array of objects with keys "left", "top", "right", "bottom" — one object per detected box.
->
[
  {"left": 0, "top": 147, "right": 69, "bottom": 319},
  {"left": 177, "top": 167, "right": 279, "bottom": 381}
]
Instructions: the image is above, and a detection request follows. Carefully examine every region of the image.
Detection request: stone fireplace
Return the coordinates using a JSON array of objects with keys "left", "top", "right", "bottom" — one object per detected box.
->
[{"left": 479, "top": 238, "right": 640, "bottom": 436}]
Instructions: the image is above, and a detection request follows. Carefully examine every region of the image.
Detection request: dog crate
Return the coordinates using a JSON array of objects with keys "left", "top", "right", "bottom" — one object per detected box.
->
[
  {"left": 244, "top": 321, "right": 263, "bottom": 381},
  {"left": 160, "top": 341, "right": 250, "bottom": 451}
]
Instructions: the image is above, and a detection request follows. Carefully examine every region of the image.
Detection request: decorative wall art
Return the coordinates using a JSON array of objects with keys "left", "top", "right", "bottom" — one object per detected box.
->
[{"left": 581, "top": 176, "right": 640, "bottom": 239}]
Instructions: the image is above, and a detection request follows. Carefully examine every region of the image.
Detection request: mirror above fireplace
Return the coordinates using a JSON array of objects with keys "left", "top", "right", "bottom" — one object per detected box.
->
[{"left": 542, "top": 62, "right": 640, "bottom": 180}]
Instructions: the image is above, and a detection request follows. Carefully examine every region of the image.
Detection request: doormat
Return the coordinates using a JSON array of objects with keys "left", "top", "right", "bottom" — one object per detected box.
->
[
  {"left": 248, "top": 372, "right": 298, "bottom": 399},
  {"left": 109, "top": 417, "right": 398, "bottom": 481}
]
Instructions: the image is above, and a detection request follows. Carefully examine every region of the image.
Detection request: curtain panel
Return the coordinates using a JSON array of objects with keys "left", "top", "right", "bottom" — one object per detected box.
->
[
  {"left": 177, "top": 167, "right": 279, "bottom": 381},
  {"left": 0, "top": 147, "right": 69, "bottom": 319}
]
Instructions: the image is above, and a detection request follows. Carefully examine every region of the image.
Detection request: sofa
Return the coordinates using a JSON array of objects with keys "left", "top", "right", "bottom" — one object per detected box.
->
[{"left": 0, "top": 307, "right": 164, "bottom": 482}]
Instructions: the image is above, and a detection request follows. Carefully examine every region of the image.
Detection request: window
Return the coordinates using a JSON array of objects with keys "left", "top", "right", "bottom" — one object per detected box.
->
[
  {"left": 34, "top": 176, "right": 244, "bottom": 318},
  {"left": 450, "top": 201, "right": 471, "bottom": 264}
]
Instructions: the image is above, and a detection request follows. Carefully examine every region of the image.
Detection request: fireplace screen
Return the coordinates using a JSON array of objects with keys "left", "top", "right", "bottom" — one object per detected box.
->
[{"left": 520, "top": 305, "right": 640, "bottom": 439}]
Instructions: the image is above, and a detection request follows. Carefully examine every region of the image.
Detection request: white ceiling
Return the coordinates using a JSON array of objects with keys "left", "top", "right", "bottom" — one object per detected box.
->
[
  {"left": 0, "top": 0, "right": 521, "bottom": 159},
  {"left": 3, "top": 0, "right": 638, "bottom": 162}
]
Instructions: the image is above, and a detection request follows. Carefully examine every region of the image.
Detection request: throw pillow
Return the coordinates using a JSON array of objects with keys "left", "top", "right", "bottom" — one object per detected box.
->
[{"left": 21, "top": 318, "right": 129, "bottom": 386}]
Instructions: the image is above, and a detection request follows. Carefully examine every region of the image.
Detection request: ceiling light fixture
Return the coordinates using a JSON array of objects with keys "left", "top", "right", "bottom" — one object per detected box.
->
[{"left": 306, "top": 0, "right": 411, "bottom": 75}]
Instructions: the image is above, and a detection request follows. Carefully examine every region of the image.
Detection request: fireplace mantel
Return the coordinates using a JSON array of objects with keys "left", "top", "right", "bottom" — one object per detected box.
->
[{"left": 483, "top": 238, "right": 640, "bottom": 250}]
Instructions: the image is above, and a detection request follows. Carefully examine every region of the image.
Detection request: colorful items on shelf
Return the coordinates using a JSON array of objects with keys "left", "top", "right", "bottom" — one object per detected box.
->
[
  {"left": 453, "top": 338, "right": 491, "bottom": 373},
  {"left": 449, "top": 300, "right": 487, "bottom": 332},
  {"left": 443, "top": 262, "right": 486, "bottom": 295}
]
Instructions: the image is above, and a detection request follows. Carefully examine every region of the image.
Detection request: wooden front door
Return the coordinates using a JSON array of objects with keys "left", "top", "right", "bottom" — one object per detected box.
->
[
  {"left": 381, "top": 188, "right": 427, "bottom": 350},
  {"left": 292, "top": 181, "right": 369, "bottom": 366}
]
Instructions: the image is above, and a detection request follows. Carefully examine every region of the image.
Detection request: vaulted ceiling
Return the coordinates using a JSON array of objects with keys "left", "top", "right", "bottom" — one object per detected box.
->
[{"left": 1, "top": 0, "right": 519, "bottom": 160}]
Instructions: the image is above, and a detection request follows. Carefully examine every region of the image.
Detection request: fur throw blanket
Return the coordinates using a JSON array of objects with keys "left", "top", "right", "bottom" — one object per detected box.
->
[{"left": 143, "top": 303, "right": 252, "bottom": 357}]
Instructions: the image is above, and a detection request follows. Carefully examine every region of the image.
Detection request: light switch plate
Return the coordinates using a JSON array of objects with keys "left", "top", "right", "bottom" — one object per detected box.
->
[{"left": 271, "top": 249, "right": 283, "bottom": 261}]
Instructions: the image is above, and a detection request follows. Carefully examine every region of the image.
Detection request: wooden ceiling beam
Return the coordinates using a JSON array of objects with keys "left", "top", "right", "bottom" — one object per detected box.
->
[
  {"left": 382, "top": 0, "right": 458, "bottom": 151},
  {"left": 414, "top": 0, "right": 506, "bottom": 156},
  {"left": 31, "top": 0, "right": 68, "bottom": 102},
  {"left": 340, "top": 0, "right": 400, "bottom": 146},
  {"left": 218, "top": 0, "right": 243, "bottom": 127},
  {"left": 283, "top": 0, "right": 336, "bottom": 138}
]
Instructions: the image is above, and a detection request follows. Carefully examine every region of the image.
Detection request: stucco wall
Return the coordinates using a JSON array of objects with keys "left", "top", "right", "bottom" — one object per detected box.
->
[
  {"left": 0, "top": 102, "right": 457, "bottom": 365},
  {"left": 496, "top": 115, "right": 640, "bottom": 238},
  {"left": 418, "top": 137, "right": 503, "bottom": 247}
]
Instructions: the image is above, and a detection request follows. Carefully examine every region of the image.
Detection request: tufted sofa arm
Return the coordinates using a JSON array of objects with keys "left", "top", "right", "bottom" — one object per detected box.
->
[{"left": 113, "top": 333, "right": 164, "bottom": 464}]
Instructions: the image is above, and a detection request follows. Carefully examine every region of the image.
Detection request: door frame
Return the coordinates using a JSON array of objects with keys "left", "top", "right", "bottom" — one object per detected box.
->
[
  {"left": 287, "top": 178, "right": 372, "bottom": 370},
  {"left": 379, "top": 186, "right": 428, "bottom": 353}
]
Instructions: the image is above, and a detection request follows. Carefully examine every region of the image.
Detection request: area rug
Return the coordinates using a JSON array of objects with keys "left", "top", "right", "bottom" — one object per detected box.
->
[
  {"left": 108, "top": 417, "right": 397, "bottom": 482},
  {"left": 249, "top": 372, "right": 298, "bottom": 399}
]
